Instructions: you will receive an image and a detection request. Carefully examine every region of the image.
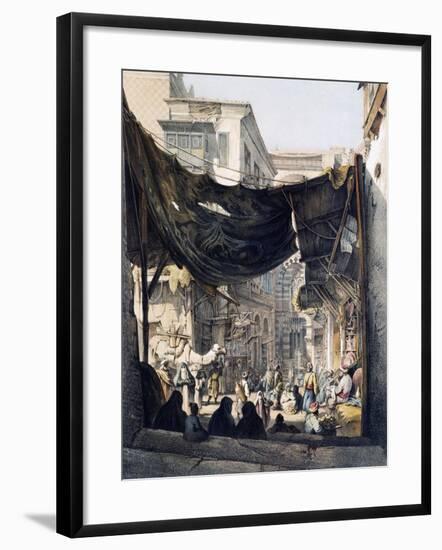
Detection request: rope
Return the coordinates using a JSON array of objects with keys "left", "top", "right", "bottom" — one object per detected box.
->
[
  {"left": 281, "top": 189, "right": 336, "bottom": 241},
  {"left": 143, "top": 125, "right": 320, "bottom": 188},
  {"left": 152, "top": 138, "right": 253, "bottom": 187},
  {"left": 129, "top": 113, "right": 339, "bottom": 241}
]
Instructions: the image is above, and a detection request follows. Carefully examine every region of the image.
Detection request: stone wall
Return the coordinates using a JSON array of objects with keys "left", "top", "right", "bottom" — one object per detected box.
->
[
  {"left": 363, "top": 110, "right": 388, "bottom": 448},
  {"left": 122, "top": 173, "right": 144, "bottom": 447},
  {"left": 123, "top": 428, "right": 386, "bottom": 478}
]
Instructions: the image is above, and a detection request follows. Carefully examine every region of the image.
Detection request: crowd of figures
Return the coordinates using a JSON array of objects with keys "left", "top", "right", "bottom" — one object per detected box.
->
[
  {"left": 155, "top": 358, "right": 225, "bottom": 414},
  {"left": 152, "top": 392, "right": 300, "bottom": 442},
  {"left": 141, "top": 350, "right": 363, "bottom": 443}
]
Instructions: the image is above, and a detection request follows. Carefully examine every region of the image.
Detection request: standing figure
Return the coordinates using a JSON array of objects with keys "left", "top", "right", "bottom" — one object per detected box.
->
[
  {"left": 208, "top": 396, "right": 236, "bottom": 437},
  {"left": 234, "top": 359, "right": 242, "bottom": 390},
  {"left": 152, "top": 390, "right": 187, "bottom": 433},
  {"left": 302, "top": 362, "right": 318, "bottom": 412},
  {"left": 194, "top": 368, "right": 207, "bottom": 410},
  {"left": 183, "top": 403, "right": 209, "bottom": 442},
  {"left": 156, "top": 359, "right": 174, "bottom": 402},
  {"left": 223, "top": 359, "right": 232, "bottom": 394},
  {"left": 234, "top": 401, "right": 267, "bottom": 441},
  {"left": 304, "top": 401, "right": 323, "bottom": 434},
  {"left": 207, "top": 362, "right": 221, "bottom": 404},
  {"left": 272, "top": 364, "right": 284, "bottom": 410},
  {"left": 218, "top": 361, "right": 226, "bottom": 396},
  {"left": 189, "top": 362, "right": 200, "bottom": 380},
  {"left": 317, "top": 368, "right": 334, "bottom": 406},
  {"left": 255, "top": 390, "right": 272, "bottom": 428},
  {"left": 174, "top": 361, "right": 195, "bottom": 415},
  {"left": 292, "top": 384, "right": 303, "bottom": 414},
  {"left": 261, "top": 365, "right": 274, "bottom": 400},
  {"left": 235, "top": 371, "right": 251, "bottom": 418}
]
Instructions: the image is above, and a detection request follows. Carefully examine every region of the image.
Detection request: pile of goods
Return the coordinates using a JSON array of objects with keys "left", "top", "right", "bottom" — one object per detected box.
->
[{"left": 319, "top": 414, "right": 340, "bottom": 434}]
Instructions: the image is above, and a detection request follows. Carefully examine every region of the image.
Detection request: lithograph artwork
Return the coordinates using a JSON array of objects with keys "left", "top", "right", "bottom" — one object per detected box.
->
[{"left": 121, "top": 70, "right": 388, "bottom": 479}]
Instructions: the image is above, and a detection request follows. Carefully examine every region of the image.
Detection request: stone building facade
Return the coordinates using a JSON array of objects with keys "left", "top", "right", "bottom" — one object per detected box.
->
[
  {"left": 273, "top": 256, "right": 328, "bottom": 385},
  {"left": 160, "top": 96, "right": 277, "bottom": 186},
  {"left": 271, "top": 147, "right": 354, "bottom": 184},
  {"left": 359, "top": 82, "right": 388, "bottom": 446},
  {"left": 225, "top": 276, "right": 277, "bottom": 372}
]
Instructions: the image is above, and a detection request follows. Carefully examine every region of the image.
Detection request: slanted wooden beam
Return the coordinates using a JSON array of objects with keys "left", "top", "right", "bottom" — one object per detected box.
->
[
  {"left": 354, "top": 154, "right": 369, "bottom": 436},
  {"left": 327, "top": 174, "right": 355, "bottom": 272},
  {"left": 148, "top": 252, "right": 169, "bottom": 298}
]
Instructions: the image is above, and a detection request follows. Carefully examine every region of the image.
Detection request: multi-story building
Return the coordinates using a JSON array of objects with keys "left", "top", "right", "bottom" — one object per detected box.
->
[
  {"left": 271, "top": 147, "right": 354, "bottom": 184},
  {"left": 159, "top": 96, "right": 277, "bottom": 186}
]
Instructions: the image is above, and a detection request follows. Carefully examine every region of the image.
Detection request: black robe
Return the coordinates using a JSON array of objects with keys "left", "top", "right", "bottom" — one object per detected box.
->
[
  {"left": 139, "top": 362, "right": 165, "bottom": 427},
  {"left": 234, "top": 401, "right": 267, "bottom": 441},
  {"left": 208, "top": 396, "right": 236, "bottom": 437},
  {"left": 152, "top": 390, "right": 187, "bottom": 433},
  {"left": 268, "top": 420, "right": 300, "bottom": 434}
]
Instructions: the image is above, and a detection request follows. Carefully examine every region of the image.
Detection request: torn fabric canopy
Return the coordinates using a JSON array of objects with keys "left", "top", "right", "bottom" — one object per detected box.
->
[{"left": 123, "top": 105, "right": 298, "bottom": 287}]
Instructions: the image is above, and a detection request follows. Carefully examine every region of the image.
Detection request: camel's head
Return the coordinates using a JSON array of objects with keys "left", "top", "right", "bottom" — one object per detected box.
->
[{"left": 212, "top": 343, "right": 226, "bottom": 356}]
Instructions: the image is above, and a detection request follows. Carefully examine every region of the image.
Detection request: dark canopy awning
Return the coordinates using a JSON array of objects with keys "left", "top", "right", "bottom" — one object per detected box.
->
[
  {"left": 123, "top": 101, "right": 361, "bottom": 310},
  {"left": 123, "top": 104, "right": 298, "bottom": 287},
  {"left": 283, "top": 163, "right": 363, "bottom": 313}
]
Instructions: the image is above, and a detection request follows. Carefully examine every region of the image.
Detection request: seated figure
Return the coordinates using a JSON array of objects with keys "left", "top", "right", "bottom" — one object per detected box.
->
[
  {"left": 268, "top": 413, "right": 300, "bottom": 434},
  {"left": 208, "top": 396, "right": 236, "bottom": 437},
  {"left": 152, "top": 390, "right": 187, "bottom": 433},
  {"left": 183, "top": 403, "right": 209, "bottom": 443},
  {"left": 234, "top": 401, "right": 267, "bottom": 441}
]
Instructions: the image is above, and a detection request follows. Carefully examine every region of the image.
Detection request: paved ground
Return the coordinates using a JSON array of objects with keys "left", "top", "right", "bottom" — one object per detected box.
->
[{"left": 198, "top": 392, "right": 306, "bottom": 432}]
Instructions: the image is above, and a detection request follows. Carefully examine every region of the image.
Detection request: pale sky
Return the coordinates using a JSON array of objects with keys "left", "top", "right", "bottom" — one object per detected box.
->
[{"left": 183, "top": 73, "right": 363, "bottom": 152}]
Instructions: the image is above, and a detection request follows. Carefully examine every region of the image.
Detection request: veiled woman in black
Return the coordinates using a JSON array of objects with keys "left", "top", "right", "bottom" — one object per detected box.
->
[
  {"left": 208, "top": 396, "right": 235, "bottom": 437},
  {"left": 152, "top": 390, "right": 187, "bottom": 433},
  {"left": 138, "top": 362, "right": 165, "bottom": 427},
  {"left": 233, "top": 401, "right": 267, "bottom": 441}
]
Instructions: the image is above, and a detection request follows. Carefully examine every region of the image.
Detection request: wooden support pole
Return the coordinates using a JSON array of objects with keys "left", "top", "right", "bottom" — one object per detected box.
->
[{"left": 354, "top": 154, "right": 369, "bottom": 437}]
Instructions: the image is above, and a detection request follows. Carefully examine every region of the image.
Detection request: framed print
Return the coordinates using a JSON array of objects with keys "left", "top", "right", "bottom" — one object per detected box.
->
[{"left": 56, "top": 12, "right": 431, "bottom": 537}]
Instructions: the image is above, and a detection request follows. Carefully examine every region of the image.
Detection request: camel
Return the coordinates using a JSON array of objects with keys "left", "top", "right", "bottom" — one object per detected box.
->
[{"left": 150, "top": 335, "right": 225, "bottom": 371}]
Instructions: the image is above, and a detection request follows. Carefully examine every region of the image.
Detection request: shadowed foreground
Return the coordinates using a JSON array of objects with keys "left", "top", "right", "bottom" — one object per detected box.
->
[{"left": 123, "top": 428, "right": 386, "bottom": 479}]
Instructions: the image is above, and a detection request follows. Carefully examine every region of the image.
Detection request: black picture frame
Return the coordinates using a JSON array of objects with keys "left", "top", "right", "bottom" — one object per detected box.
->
[{"left": 56, "top": 12, "right": 431, "bottom": 538}]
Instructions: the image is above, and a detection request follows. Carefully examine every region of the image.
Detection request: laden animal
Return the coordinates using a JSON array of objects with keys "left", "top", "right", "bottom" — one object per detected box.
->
[{"left": 152, "top": 338, "right": 226, "bottom": 371}]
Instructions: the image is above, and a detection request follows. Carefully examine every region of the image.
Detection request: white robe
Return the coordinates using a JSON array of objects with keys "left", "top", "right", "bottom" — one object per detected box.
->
[
  {"left": 335, "top": 374, "right": 352, "bottom": 403},
  {"left": 304, "top": 413, "right": 323, "bottom": 434},
  {"left": 181, "top": 384, "right": 192, "bottom": 415}
]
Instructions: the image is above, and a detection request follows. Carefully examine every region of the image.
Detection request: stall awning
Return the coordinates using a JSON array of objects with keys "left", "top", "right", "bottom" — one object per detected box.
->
[{"left": 280, "top": 159, "right": 363, "bottom": 313}]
